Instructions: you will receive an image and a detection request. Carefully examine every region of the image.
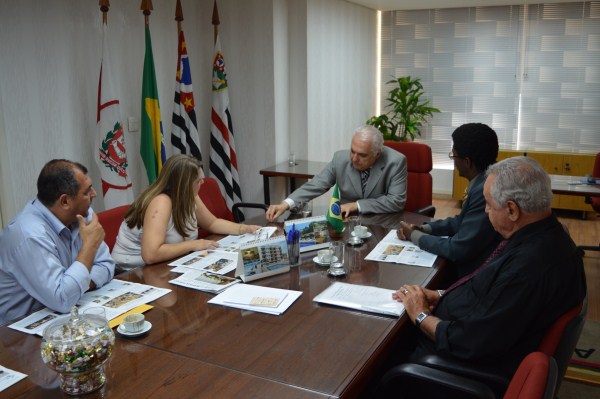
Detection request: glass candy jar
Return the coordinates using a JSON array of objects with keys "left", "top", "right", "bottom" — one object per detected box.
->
[{"left": 41, "top": 307, "right": 115, "bottom": 395}]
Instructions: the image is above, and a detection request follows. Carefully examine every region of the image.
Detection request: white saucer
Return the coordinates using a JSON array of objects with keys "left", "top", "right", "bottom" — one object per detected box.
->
[
  {"left": 351, "top": 231, "right": 372, "bottom": 239},
  {"left": 313, "top": 256, "right": 338, "bottom": 266},
  {"left": 117, "top": 321, "right": 152, "bottom": 337}
]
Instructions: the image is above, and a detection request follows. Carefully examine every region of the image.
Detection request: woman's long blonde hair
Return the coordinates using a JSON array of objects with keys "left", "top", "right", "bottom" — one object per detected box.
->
[{"left": 125, "top": 154, "right": 201, "bottom": 238}]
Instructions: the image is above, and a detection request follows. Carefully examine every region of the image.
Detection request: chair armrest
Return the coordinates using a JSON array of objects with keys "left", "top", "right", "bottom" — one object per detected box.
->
[
  {"left": 374, "top": 362, "right": 495, "bottom": 399},
  {"left": 416, "top": 355, "right": 510, "bottom": 397},
  {"left": 415, "top": 205, "right": 436, "bottom": 218},
  {"left": 232, "top": 203, "right": 269, "bottom": 223}
]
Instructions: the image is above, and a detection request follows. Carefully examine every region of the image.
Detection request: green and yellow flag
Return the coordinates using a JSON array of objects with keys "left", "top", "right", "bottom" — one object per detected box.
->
[
  {"left": 326, "top": 183, "right": 344, "bottom": 233},
  {"left": 140, "top": 24, "right": 166, "bottom": 183}
]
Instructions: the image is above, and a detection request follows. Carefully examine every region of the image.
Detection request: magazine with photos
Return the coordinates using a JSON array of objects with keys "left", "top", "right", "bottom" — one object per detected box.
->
[
  {"left": 169, "top": 270, "right": 239, "bottom": 294},
  {"left": 235, "top": 235, "right": 290, "bottom": 282},
  {"left": 283, "top": 215, "right": 331, "bottom": 253}
]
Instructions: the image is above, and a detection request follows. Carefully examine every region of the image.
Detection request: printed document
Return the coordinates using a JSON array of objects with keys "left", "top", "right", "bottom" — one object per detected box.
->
[
  {"left": 208, "top": 284, "right": 302, "bottom": 315},
  {"left": 314, "top": 282, "right": 405, "bottom": 317},
  {"left": 365, "top": 230, "right": 437, "bottom": 267},
  {"left": 9, "top": 280, "right": 170, "bottom": 336}
]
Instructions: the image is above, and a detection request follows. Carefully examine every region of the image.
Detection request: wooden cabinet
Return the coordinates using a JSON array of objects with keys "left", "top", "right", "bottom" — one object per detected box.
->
[{"left": 452, "top": 151, "right": 595, "bottom": 212}]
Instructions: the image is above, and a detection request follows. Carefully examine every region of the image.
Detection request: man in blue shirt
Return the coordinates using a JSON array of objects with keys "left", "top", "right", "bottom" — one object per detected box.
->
[{"left": 0, "top": 159, "right": 115, "bottom": 324}]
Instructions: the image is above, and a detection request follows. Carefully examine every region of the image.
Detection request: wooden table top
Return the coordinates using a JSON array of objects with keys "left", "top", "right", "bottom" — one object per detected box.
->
[{"left": 0, "top": 211, "right": 447, "bottom": 399}]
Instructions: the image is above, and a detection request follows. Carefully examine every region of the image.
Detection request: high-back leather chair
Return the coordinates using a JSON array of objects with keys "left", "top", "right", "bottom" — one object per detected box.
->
[
  {"left": 198, "top": 177, "right": 267, "bottom": 238},
  {"left": 383, "top": 141, "right": 435, "bottom": 217},
  {"left": 374, "top": 352, "right": 557, "bottom": 399},
  {"left": 96, "top": 205, "right": 129, "bottom": 252}
]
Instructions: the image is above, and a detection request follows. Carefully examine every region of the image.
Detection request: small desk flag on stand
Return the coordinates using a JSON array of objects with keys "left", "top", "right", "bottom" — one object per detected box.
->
[{"left": 327, "top": 183, "right": 344, "bottom": 233}]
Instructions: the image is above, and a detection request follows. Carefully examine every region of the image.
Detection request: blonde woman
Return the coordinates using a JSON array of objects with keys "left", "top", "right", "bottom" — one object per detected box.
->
[{"left": 112, "top": 155, "right": 260, "bottom": 270}]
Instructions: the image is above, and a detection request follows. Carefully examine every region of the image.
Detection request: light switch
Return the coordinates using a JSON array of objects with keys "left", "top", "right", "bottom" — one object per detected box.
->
[{"left": 128, "top": 117, "right": 139, "bottom": 132}]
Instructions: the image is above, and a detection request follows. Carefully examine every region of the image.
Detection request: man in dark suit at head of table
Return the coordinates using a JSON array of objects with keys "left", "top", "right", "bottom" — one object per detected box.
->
[{"left": 265, "top": 125, "right": 408, "bottom": 222}]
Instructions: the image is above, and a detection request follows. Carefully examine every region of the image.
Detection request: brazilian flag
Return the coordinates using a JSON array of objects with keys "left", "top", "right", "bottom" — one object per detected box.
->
[
  {"left": 326, "top": 183, "right": 344, "bottom": 233},
  {"left": 140, "top": 24, "right": 166, "bottom": 183}
]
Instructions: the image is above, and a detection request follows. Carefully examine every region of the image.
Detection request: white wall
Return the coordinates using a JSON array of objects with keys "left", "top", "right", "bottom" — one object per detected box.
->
[{"left": 0, "top": 0, "right": 378, "bottom": 225}]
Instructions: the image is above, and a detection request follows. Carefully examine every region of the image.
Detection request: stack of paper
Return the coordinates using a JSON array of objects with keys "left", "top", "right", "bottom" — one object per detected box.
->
[
  {"left": 169, "top": 249, "right": 239, "bottom": 275},
  {"left": 169, "top": 270, "right": 239, "bottom": 294},
  {"left": 314, "top": 282, "right": 405, "bottom": 317},
  {"left": 208, "top": 284, "right": 302, "bottom": 315}
]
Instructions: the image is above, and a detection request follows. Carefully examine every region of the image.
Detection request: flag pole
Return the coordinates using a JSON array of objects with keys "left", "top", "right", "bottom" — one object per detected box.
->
[
  {"left": 175, "top": 0, "right": 183, "bottom": 35},
  {"left": 141, "top": 0, "right": 152, "bottom": 26},
  {"left": 212, "top": 0, "right": 220, "bottom": 44},
  {"left": 99, "top": 0, "right": 109, "bottom": 25}
]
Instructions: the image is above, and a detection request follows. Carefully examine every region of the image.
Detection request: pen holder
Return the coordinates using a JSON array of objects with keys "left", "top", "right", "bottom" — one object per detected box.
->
[{"left": 287, "top": 236, "right": 300, "bottom": 267}]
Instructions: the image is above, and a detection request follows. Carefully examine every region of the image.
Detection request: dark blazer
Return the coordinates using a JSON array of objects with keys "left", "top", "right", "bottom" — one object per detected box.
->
[
  {"left": 288, "top": 147, "right": 407, "bottom": 214},
  {"left": 419, "top": 173, "right": 502, "bottom": 277}
]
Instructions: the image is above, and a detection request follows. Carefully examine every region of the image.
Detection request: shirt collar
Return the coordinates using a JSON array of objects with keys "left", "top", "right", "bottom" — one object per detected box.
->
[{"left": 31, "top": 198, "right": 72, "bottom": 235}]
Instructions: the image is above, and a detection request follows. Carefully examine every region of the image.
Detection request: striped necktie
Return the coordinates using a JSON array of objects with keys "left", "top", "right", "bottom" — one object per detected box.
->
[
  {"left": 442, "top": 239, "right": 509, "bottom": 297},
  {"left": 360, "top": 169, "right": 370, "bottom": 196}
]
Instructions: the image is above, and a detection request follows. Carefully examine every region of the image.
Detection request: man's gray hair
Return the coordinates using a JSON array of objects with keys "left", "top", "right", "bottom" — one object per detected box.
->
[
  {"left": 354, "top": 125, "right": 384, "bottom": 154},
  {"left": 486, "top": 156, "right": 553, "bottom": 213}
]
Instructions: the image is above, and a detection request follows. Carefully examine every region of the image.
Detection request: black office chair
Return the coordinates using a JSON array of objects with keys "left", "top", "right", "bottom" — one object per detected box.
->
[{"left": 374, "top": 352, "right": 557, "bottom": 399}]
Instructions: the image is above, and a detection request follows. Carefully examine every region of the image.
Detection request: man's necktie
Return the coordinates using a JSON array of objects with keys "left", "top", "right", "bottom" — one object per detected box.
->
[
  {"left": 360, "top": 169, "right": 370, "bottom": 196},
  {"left": 442, "top": 239, "right": 509, "bottom": 297}
]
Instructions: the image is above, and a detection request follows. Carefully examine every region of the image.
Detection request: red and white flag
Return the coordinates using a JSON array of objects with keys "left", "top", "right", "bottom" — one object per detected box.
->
[
  {"left": 96, "top": 23, "right": 133, "bottom": 208},
  {"left": 209, "top": 34, "right": 242, "bottom": 210}
]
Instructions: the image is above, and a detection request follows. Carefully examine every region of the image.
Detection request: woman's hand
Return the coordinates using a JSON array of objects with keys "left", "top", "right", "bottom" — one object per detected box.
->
[
  {"left": 191, "top": 239, "right": 220, "bottom": 251},
  {"left": 240, "top": 224, "right": 262, "bottom": 235}
]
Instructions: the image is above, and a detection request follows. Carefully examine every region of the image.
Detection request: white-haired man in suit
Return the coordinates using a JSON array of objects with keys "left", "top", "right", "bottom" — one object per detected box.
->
[{"left": 265, "top": 125, "right": 407, "bottom": 221}]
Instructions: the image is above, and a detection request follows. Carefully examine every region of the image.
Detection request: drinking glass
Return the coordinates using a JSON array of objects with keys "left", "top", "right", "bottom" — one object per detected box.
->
[
  {"left": 329, "top": 241, "right": 345, "bottom": 274},
  {"left": 301, "top": 201, "right": 313, "bottom": 218}
]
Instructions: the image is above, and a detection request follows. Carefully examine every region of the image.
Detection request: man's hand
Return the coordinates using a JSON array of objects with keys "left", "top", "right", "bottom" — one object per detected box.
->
[
  {"left": 76, "top": 213, "right": 105, "bottom": 269},
  {"left": 341, "top": 202, "right": 358, "bottom": 218},
  {"left": 266, "top": 202, "right": 290, "bottom": 222},
  {"left": 397, "top": 221, "right": 419, "bottom": 240}
]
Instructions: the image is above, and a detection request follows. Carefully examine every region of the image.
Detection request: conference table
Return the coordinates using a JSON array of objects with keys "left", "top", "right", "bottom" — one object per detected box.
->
[{"left": 0, "top": 211, "right": 448, "bottom": 399}]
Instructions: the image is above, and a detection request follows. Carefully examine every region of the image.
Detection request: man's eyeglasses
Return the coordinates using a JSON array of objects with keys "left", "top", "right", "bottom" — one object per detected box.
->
[{"left": 448, "top": 151, "right": 462, "bottom": 160}]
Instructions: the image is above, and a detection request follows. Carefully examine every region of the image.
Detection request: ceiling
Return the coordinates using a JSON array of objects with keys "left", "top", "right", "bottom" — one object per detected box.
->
[{"left": 346, "top": 0, "right": 582, "bottom": 11}]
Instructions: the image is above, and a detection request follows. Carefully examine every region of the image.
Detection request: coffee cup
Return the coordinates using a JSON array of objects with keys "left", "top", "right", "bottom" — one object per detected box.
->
[
  {"left": 354, "top": 225, "right": 369, "bottom": 238},
  {"left": 317, "top": 249, "right": 333, "bottom": 263},
  {"left": 122, "top": 313, "right": 145, "bottom": 333}
]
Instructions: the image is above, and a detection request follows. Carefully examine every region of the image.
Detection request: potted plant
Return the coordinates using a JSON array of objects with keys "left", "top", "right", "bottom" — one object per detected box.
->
[{"left": 367, "top": 76, "right": 440, "bottom": 141}]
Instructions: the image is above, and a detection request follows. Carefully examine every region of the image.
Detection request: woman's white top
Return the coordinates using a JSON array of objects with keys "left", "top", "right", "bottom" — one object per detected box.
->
[{"left": 112, "top": 214, "right": 198, "bottom": 271}]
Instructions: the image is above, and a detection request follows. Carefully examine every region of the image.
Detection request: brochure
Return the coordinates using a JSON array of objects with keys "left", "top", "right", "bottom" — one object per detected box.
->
[
  {"left": 217, "top": 226, "right": 277, "bottom": 250},
  {"left": 169, "top": 270, "right": 240, "bottom": 294},
  {"left": 208, "top": 283, "right": 302, "bottom": 315},
  {"left": 235, "top": 235, "right": 290, "bottom": 282},
  {"left": 364, "top": 230, "right": 437, "bottom": 267},
  {"left": 169, "top": 249, "right": 239, "bottom": 275},
  {"left": 8, "top": 280, "right": 171, "bottom": 336},
  {"left": 283, "top": 215, "right": 331, "bottom": 253},
  {"left": 313, "top": 282, "right": 405, "bottom": 317}
]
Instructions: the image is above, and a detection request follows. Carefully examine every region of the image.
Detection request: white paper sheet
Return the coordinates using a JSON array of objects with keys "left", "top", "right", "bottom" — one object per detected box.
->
[
  {"left": 208, "top": 284, "right": 302, "bottom": 315},
  {"left": 0, "top": 365, "right": 27, "bottom": 392},
  {"left": 314, "top": 282, "right": 405, "bottom": 317}
]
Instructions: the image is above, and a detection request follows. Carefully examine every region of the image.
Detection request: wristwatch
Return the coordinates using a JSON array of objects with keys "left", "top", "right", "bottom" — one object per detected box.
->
[{"left": 415, "top": 311, "right": 430, "bottom": 327}]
